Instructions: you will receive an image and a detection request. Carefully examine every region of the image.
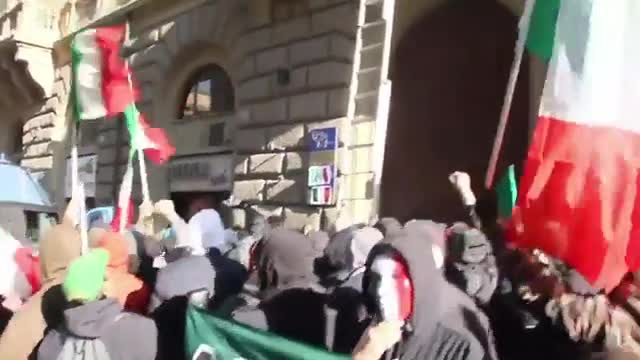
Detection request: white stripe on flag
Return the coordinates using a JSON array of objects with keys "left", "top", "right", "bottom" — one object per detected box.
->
[
  {"left": 539, "top": 0, "right": 640, "bottom": 133},
  {"left": 73, "top": 29, "right": 107, "bottom": 120}
]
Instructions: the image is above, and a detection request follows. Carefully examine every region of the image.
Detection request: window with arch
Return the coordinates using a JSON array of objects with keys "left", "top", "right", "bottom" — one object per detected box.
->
[{"left": 179, "top": 64, "right": 235, "bottom": 119}]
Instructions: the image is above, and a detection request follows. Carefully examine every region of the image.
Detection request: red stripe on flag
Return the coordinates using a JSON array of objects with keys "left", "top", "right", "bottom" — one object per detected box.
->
[
  {"left": 139, "top": 115, "right": 176, "bottom": 165},
  {"left": 95, "top": 25, "right": 137, "bottom": 118},
  {"left": 509, "top": 116, "right": 640, "bottom": 292}
]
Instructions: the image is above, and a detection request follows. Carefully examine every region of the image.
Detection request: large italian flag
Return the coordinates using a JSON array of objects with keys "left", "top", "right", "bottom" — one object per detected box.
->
[
  {"left": 510, "top": 0, "right": 640, "bottom": 291},
  {"left": 71, "top": 25, "right": 135, "bottom": 120}
]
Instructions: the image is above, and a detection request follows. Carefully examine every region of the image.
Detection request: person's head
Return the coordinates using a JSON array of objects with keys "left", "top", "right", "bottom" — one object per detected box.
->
[
  {"left": 188, "top": 209, "right": 225, "bottom": 252},
  {"left": 39, "top": 223, "right": 82, "bottom": 284},
  {"left": 96, "top": 231, "right": 130, "bottom": 274},
  {"left": 257, "top": 228, "right": 317, "bottom": 292},
  {"left": 187, "top": 196, "right": 214, "bottom": 220},
  {"left": 374, "top": 218, "right": 403, "bottom": 238},
  {"left": 62, "top": 249, "right": 110, "bottom": 304}
]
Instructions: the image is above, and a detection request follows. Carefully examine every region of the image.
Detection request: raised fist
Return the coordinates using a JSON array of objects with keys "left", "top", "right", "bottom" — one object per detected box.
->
[{"left": 449, "top": 171, "right": 476, "bottom": 206}]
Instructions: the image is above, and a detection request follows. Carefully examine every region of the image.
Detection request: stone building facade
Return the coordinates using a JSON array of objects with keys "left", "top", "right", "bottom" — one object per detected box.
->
[{"left": 11, "top": 0, "right": 547, "bottom": 230}]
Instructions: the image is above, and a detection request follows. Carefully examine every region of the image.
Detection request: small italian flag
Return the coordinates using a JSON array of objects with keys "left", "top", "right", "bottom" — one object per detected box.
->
[
  {"left": 124, "top": 104, "right": 175, "bottom": 165},
  {"left": 510, "top": 0, "right": 640, "bottom": 291},
  {"left": 72, "top": 25, "right": 135, "bottom": 120}
]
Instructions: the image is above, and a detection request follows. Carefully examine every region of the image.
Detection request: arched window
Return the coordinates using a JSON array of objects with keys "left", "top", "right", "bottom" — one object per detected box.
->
[{"left": 179, "top": 64, "right": 235, "bottom": 119}]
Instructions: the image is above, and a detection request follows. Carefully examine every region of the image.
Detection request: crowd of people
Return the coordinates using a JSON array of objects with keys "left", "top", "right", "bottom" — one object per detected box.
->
[{"left": 0, "top": 172, "right": 640, "bottom": 359}]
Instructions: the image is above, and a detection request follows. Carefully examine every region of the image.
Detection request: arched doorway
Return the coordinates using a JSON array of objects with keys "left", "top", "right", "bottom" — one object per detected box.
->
[{"left": 380, "top": 0, "right": 529, "bottom": 223}]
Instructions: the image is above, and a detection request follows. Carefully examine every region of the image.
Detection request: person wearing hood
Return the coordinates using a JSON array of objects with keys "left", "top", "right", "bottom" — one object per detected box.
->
[
  {"left": 188, "top": 208, "right": 225, "bottom": 254},
  {"left": 0, "top": 223, "right": 82, "bottom": 360},
  {"left": 232, "top": 228, "right": 328, "bottom": 347},
  {"left": 322, "top": 226, "right": 384, "bottom": 353},
  {"left": 96, "top": 231, "right": 150, "bottom": 314},
  {"left": 362, "top": 230, "right": 498, "bottom": 360},
  {"left": 37, "top": 249, "right": 157, "bottom": 360}
]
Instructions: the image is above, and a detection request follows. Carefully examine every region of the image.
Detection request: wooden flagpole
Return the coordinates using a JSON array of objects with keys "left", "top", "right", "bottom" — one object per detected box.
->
[{"left": 485, "top": 0, "right": 537, "bottom": 189}]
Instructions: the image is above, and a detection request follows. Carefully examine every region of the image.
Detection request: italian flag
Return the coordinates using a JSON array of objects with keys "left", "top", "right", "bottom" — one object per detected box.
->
[
  {"left": 72, "top": 25, "right": 135, "bottom": 120},
  {"left": 124, "top": 104, "right": 175, "bottom": 165},
  {"left": 510, "top": 0, "right": 640, "bottom": 291}
]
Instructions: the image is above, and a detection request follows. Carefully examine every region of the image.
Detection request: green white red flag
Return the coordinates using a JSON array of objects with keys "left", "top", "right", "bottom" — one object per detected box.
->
[
  {"left": 124, "top": 103, "right": 175, "bottom": 165},
  {"left": 71, "top": 25, "right": 135, "bottom": 120},
  {"left": 510, "top": 0, "right": 640, "bottom": 291}
]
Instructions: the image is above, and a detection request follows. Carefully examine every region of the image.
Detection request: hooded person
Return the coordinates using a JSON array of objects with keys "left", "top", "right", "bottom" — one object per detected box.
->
[
  {"left": 231, "top": 228, "right": 328, "bottom": 347},
  {"left": 362, "top": 230, "right": 498, "bottom": 360},
  {"left": 37, "top": 249, "right": 158, "bottom": 360},
  {"left": 0, "top": 223, "right": 82, "bottom": 360},
  {"left": 322, "top": 226, "right": 384, "bottom": 353},
  {"left": 96, "top": 231, "right": 150, "bottom": 314},
  {"left": 374, "top": 218, "right": 403, "bottom": 238},
  {"left": 151, "top": 232, "right": 216, "bottom": 360}
]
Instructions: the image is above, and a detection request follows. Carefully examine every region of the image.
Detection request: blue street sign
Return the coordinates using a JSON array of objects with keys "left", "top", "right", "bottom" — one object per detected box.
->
[{"left": 308, "top": 127, "right": 338, "bottom": 152}]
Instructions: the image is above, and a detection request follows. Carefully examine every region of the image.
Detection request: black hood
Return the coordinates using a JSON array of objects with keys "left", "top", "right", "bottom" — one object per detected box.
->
[
  {"left": 364, "top": 230, "right": 444, "bottom": 359},
  {"left": 64, "top": 299, "right": 123, "bottom": 338},
  {"left": 258, "top": 229, "right": 320, "bottom": 295}
]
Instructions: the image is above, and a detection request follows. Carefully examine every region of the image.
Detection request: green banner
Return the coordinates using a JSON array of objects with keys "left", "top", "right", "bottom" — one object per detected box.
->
[{"left": 185, "top": 305, "right": 351, "bottom": 360}]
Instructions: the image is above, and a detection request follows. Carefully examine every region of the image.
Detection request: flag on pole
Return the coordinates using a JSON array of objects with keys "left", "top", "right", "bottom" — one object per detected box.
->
[
  {"left": 509, "top": 0, "right": 640, "bottom": 291},
  {"left": 525, "top": 0, "right": 560, "bottom": 60},
  {"left": 111, "top": 160, "right": 135, "bottom": 233},
  {"left": 71, "top": 25, "right": 136, "bottom": 121},
  {"left": 186, "top": 305, "right": 350, "bottom": 360},
  {"left": 124, "top": 104, "right": 175, "bottom": 165}
]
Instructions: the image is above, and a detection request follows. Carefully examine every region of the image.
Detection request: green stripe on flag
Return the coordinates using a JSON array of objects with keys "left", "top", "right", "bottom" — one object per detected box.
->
[
  {"left": 71, "top": 33, "right": 84, "bottom": 123},
  {"left": 497, "top": 165, "right": 518, "bottom": 219},
  {"left": 186, "top": 305, "right": 350, "bottom": 360},
  {"left": 526, "top": 0, "right": 561, "bottom": 60}
]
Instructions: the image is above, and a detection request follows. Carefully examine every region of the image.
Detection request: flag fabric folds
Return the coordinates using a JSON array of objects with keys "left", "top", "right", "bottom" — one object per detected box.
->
[
  {"left": 510, "top": 0, "right": 640, "bottom": 291},
  {"left": 71, "top": 25, "right": 135, "bottom": 121},
  {"left": 124, "top": 104, "right": 176, "bottom": 165},
  {"left": 185, "top": 305, "right": 350, "bottom": 360}
]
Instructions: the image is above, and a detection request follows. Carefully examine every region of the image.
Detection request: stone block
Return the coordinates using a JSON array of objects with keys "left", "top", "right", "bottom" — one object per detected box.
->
[
  {"left": 330, "top": 34, "right": 355, "bottom": 61},
  {"left": 135, "top": 42, "right": 172, "bottom": 71},
  {"left": 176, "top": 11, "right": 193, "bottom": 49},
  {"left": 328, "top": 87, "right": 350, "bottom": 118},
  {"left": 265, "top": 177, "right": 305, "bottom": 204},
  {"left": 344, "top": 173, "right": 374, "bottom": 199},
  {"left": 23, "top": 142, "right": 51, "bottom": 158},
  {"left": 237, "top": 56, "right": 256, "bottom": 81},
  {"left": 21, "top": 155, "right": 53, "bottom": 170},
  {"left": 268, "top": 124, "right": 305, "bottom": 150},
  {"left": 284, "top": 207, "right": 322, "bottom": 231},
  {"left": 234, "top": 155, "right": 248, "bottom": 175},
  {"left": 360, "top": 45, "right": 383, "bottom": 71},
  {"left": 273, "top": 17, "right": 311, "bottom": 46},
  {"left": 290, "top": 36, "right": 330, "bottom": 66},
  {"left": 351, "top": 121, "right": 375, "bottom": 146},
  {"left": 238, "top": 75, "right": 272, "bottom": 102},
  {"left": 160, "top": 21, "right": 179, "bottom": 54},
  {"left": 248, "top": 153, "right": 285, "bottom": 174},
  {"left": 98, "top": 147, "right": 128, "bottom": 165},
  {"left": 309, "top": 0, "right": 329, "bottom": 9},
  {"left": 250, "top": 98, "right": 288, "bottom": 124},
  {"left": 97, "top": 165, "right": 115, "bottom": 184},
  {"left": 350, "top": 146, "right": 374, "bottom": 173},
  {"left": 289, "top": 91, "right": 328, "bottom": 120},
  {"left": 240, "top": 27, "right": 272, "bottom": 54},
  {"left": 354, "top": 93, "right": 378, "bottom": 118},
  {"left": 357, "top": 68, "right": 381, "bottom": 94},
  {"left": 98, "top": 129, "right": 118, "bottom": 147},
  {"left": 308, "top": 62, "right": 352, "bottom": 87},
  {"left": 233, "top": 180, "right": 265, "bottom": 202},
  {"left": 31, "top": 112, "right": 55, "bottom": 129},
  {"left": 256, "top": 47, "right": 287, "bottom": 74},
  {"left": 342, "top": 199, "right": 376, "bottom": 225},
  {"left": 250, "top": 205, "right": 284, "bottom": 219},
  {"left": 285, "top": 152, "right": 306, "bottom": 173},
  {"left": 235, "top": 128, "right": 267, "bottom": 152},
  {"left": 311, "top": 3, "right": 357, "bottom": 35},
  {"left": 273, "top": 67, "right": 307, "bottom": 95}
]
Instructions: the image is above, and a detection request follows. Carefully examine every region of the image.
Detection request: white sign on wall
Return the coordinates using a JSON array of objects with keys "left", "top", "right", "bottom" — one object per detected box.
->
[
  {"left": 65, "top": 154, "right": 97, "bottom": 198},
  {"left": 169, "top": 154, "right": 233, "bottom": 193}
]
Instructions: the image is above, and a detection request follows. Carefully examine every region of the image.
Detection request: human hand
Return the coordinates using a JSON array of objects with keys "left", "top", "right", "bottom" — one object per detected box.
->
[
  {"left": 606, "top": 306, "right": 640, "bottom": 356},
  {"left": 154, "top": 200, "right": 177, "bottom": 220},
  {"left": 353, "top": 321, "right": 403, "bottom": 360},
  {"left": 449, "top": 171, "right": 476, "bottom": 206}
]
